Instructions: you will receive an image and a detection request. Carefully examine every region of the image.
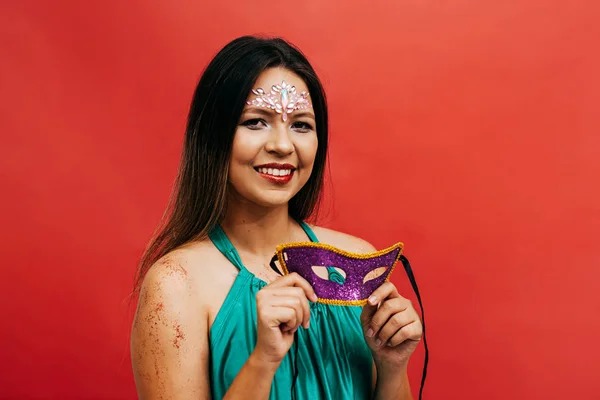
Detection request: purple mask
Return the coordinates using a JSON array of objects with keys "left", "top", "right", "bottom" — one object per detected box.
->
[{"left": 272, "top": 242, "right": 404, "bottom": 306}]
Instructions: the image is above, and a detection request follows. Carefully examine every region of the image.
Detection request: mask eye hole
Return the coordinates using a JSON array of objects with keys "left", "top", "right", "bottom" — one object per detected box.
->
[
  {"left": 363, "top": 266, "right": 389, "bottom": 284},
  {"left": 311, "top": 266, "right": 347, "bottom": 285}
]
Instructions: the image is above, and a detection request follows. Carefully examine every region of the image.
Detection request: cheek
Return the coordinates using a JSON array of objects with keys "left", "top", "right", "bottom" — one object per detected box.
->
[
  {"left": 297, "top": 134, "right": 319, "bottom": 167},
  {"left": 231, "top": 130, "right": 261, "bottom": 164}
]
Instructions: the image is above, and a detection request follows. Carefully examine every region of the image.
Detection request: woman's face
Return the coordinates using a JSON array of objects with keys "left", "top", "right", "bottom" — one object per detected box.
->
[{"left": 228, "top": 67, "right": 318, "bottom": 209}]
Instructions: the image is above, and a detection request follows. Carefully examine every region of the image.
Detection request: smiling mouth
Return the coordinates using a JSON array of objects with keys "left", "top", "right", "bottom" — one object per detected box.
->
[
  {"left": 254, "top": 167, "right": 293, "bottom": 176},
  {"left": 254, "top": 164, "right": 296, "bottom": 184}
]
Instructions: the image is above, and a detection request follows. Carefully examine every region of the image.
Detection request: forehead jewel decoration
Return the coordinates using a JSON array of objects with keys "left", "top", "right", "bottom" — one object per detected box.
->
[{"left": 246, "top": 80, "right": 311, "bottom": 122}]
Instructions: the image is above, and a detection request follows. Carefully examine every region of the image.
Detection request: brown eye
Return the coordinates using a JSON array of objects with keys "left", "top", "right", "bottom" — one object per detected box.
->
[
  {"left": 292, "top": 121, "right": 313, "bottom": 132},
  {"left": 241, "top": 118, "right": 267, "bottom": 129}
]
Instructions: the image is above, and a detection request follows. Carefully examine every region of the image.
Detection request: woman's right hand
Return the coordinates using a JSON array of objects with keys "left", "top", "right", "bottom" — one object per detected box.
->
[{"left": 253, "top": 272, "right": 318, "bottom": 365}]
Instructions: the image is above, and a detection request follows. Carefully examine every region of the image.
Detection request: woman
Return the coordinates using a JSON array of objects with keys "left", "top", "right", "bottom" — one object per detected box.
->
[{"left": 131, "top": 36, "right": 423, "bottom": 399}]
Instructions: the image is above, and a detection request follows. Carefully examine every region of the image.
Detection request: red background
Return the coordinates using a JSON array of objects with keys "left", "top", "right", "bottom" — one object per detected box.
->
[{"left": 2, "top": 0, "right": 599, "bottom": 399}]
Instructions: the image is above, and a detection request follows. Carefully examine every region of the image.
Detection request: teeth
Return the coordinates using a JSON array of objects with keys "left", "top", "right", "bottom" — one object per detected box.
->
[{"left": 257, "top": 168, "right": 292, "bottom": 176}]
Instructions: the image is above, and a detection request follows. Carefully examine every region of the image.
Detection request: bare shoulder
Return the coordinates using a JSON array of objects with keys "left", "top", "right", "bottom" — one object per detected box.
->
[
  {"left": 309, "top": 225, "right": 377, "bottom": 253},
  {"left": 137, "top": 239, "right": 225, "bottom": 309},
  {"left": 131, "top": 238, "right": 222, "bottom": 400}
]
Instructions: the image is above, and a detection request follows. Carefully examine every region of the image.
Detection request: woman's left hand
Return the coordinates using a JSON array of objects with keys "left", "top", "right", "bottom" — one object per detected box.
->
[{"left": 360, "top": 281, "right": 422, "bottom": 371}]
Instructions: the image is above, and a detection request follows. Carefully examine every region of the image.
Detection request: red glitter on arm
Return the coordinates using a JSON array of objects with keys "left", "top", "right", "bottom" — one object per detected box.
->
[
  {"left": 162, "top": 257, "right": 188, "bottom": 277},
  {"left": 173, "top": 323, "right": 186, "bottom": 349}
]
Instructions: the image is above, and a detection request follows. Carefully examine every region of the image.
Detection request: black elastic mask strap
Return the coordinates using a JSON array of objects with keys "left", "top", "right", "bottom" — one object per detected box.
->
[
  {"left": 269, "top": 254, "right": 283, "bottom": 275},
  {"left": 291, "top": 330, "right": 299, "bottom": 399},
  {"left": 400, "top": 255, "right": 428, "bottom": 400}
]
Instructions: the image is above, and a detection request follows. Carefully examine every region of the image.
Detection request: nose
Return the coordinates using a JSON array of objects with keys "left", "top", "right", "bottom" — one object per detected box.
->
[{"left": 264, "top": 122, "right": 294, "bottom": 156}]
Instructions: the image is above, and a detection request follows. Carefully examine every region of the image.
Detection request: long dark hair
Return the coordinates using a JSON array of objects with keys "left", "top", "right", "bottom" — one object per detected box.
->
[{"left": 134, "top": 36, "right": 329, "bottom": 291}]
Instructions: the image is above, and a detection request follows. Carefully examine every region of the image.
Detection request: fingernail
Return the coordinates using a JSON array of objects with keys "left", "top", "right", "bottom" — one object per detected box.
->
[
  {"left": 375, "top": 338, "right": 382, "bottom": 347},
  {"left": 387, "top": 342, "right": 394, "bottom": 347},
  {"left": 367, "top": 328, "right": 374, "bottom": 338},
  {"left": 368, "top": 296, "right": 377, "bottom": 305}
]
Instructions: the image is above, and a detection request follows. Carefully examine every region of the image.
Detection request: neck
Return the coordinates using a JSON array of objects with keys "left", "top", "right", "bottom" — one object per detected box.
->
[{"left": 220, "top": 198, "right": 300, "bottom": 258}]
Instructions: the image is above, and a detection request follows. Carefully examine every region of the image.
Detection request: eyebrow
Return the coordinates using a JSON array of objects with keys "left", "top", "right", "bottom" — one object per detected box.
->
[
  {"left": 243, "top": 106, "right": 316, "bottom": 120},
  {"left": 294, "top": 111, "right": 316, "bottom": 120}
]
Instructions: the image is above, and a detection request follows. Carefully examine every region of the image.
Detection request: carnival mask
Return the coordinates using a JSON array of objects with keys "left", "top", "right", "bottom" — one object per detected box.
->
[{"left": 270, "top": 242, "right": 403, "bottom": 306}]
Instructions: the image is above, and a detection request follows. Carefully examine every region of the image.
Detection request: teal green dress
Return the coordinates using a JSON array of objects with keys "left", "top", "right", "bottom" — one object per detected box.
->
[{"left": 208, "top": 222, "right": 373, "bottom": 399}]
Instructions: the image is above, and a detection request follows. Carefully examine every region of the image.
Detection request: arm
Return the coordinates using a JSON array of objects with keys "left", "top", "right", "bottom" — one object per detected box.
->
[
  {"left": 222, "top": 352, "right": 279, "bottom": 400},
  {"left": 372, "top": 362, "right": 413, "bottom": 400},
  {"left": 131, "top": 258, "right": 211, "bottom": 400},
  {"left": 224, "top": 273, "right": 317, "bottom": 399},
  {"left": 365, "top": 284, "right": 422, "bottom": 400},
  {"left": 131, "top": 256, "right": 314, "bottom": 400}
]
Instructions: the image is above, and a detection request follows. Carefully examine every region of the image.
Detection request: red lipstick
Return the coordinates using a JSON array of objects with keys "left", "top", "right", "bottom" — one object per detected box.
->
[{"left": 254, "top": 163, "right": 296, "bottom": 184}]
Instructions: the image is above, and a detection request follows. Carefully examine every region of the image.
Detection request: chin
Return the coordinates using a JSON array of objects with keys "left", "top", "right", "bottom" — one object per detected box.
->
[
  {"left": 236, "top": 187, "right": 296, "bottom": 208},
  {"left": 256, "top": 193, "right": 295, "bottom": 208},
  {"left": 229, "top": 177, "right": 307, "bottom": 209}
]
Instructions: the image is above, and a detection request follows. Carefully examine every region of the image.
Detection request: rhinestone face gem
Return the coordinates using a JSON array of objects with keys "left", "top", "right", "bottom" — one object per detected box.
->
[{"left": 246, "top": 80, "right": 311, "bottom": 122}]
